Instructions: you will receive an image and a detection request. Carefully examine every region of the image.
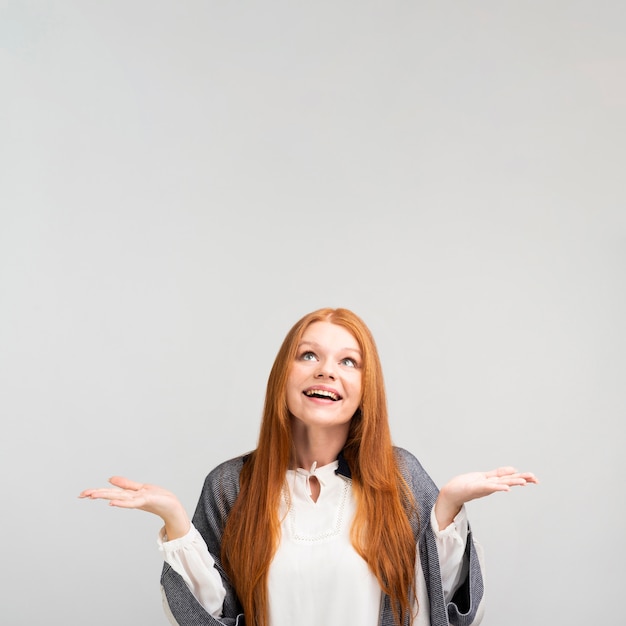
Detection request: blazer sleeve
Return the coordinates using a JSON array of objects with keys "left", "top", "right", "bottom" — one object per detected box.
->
[{"left": 160, "top": 456, "right": 248, "bottom": 626}]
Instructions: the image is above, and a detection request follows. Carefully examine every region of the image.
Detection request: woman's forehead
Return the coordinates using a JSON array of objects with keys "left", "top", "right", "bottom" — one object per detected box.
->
[{"left": 300, "top": 321, "right": 361, "bottom": 351}]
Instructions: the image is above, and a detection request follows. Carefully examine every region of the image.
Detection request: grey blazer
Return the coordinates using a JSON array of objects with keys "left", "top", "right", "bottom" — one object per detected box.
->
[{"left": 161, "top": 447, "right": 484, "bottom": 626}]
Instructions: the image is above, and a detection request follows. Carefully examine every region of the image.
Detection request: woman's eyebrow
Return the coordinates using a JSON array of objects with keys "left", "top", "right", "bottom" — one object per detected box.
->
[{"left": 297, "top": 341, "right": 361, "bottom": 355}]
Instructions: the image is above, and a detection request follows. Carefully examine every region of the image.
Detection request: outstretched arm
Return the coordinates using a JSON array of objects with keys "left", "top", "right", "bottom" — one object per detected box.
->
[
  {"left": 435, "top": 466, "right": 539, "bottom": 529},
  {"left": 79, "top": 476, "right": 190, "bottom": 540}
]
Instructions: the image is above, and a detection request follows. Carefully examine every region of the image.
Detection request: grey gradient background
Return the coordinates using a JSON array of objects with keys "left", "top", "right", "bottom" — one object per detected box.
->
[{"left": 1, "top": 2, "right": 624, "bottom": 625}]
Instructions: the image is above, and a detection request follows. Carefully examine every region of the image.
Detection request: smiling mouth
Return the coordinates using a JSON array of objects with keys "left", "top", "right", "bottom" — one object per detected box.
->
[{"left": 304, "top": 389, "right": 341, "bottom": 401}]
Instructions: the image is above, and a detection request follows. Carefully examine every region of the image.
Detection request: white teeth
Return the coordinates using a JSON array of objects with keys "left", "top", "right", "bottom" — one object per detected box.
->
[{"left": 305, "top": 389, "right": 339, "bottom": 401}]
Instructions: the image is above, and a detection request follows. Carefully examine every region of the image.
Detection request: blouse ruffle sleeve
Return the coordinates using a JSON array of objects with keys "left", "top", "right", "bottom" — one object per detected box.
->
[
  {"left": 430, "top": 505, "right": 469, "bottom": 601},
  {"left": 158, "top": 523, "right": 226, "bottom": 618}
]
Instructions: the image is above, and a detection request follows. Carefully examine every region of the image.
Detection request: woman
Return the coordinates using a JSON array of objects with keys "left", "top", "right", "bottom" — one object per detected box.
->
[{"left": 81, "top": 307, "right": 537, "bottom": 626}]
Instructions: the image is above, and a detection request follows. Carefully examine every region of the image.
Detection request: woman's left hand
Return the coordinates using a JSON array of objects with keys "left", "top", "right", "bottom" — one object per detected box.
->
[{"left": 434, "top": 467, "right": 539, "bottom": 529}]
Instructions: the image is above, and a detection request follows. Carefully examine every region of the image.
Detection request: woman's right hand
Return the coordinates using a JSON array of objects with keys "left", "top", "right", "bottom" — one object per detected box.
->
[{"left": 79, "top": 476, "right": 190, "bottom": 540}]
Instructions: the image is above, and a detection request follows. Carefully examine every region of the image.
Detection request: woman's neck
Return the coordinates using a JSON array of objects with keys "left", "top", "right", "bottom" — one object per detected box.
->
[{"left": 290, "top": 419, "right": 349, "bottom": 470}]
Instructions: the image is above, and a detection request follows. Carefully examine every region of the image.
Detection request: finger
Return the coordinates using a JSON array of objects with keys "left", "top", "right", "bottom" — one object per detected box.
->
[
  {"left": 81, "top": 487, "right": 139, "bottom": 501},
  {"left": 495, "top": 473, "right": 540, "bottom": 488},
  {"left": 490, "top": 484, "right": 512, "bottom": 492},
  {"left": 497, "top": 477, "right": 528, "bottom": 487},
  {"left": 484, "top": 466, "right": 518, "bottom": 479},
  {"left": 493, "top": 471, "right": 539, "bottom": 486},
  {"left": 519, "top": 472, "right": 539, "bottom": 484},
  {"left": 108, "top": 497, "right": 148, "bottom": 509},
  {"left": 78, "top": 488, "right": 116, "bottom": 499},
  {"left": 109, "top": 476, "right": 145, "bottom": 491}
]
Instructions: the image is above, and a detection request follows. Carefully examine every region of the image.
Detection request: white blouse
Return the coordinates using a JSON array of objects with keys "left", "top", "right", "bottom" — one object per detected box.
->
[{"left": 159, "top": 460, "right": 469, "bottom": 626}]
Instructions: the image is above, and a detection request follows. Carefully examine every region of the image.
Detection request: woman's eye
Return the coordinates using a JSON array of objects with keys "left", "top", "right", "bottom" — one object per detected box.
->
[
  {"left": 301, "top": 351, "right": 317, "bottom": 361},
  {"left": 340, "top": 357, "right": 356, "bottom": 367}
]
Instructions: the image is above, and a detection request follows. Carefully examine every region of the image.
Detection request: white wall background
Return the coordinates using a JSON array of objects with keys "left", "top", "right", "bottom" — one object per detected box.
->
[{"left": 1, "top": 2, "right": 624, "bottom": 625}]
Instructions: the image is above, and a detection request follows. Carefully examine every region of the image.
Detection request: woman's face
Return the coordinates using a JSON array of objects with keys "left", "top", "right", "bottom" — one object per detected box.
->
[{"left": 286, "top": 321, "right": 363, "bottom": 432}]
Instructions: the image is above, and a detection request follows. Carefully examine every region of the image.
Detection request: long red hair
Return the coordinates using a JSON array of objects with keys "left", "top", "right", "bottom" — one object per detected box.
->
[{"left": 221, "top": 308, "right": 417, "bottom": 626}]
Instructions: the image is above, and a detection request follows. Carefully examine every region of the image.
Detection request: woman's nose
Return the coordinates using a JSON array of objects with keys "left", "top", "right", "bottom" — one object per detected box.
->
[{"left": 316, "top": 362, "right": 336, "bottom": 379}]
